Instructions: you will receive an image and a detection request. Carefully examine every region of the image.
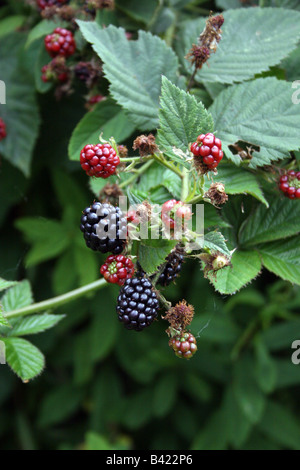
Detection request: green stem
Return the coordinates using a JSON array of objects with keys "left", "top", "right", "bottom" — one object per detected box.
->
[
  {"left": 152, "top": 153, "right": 183, "bottom": 178},
  {"left": 119, "top": 156, "right": 151, "bottom": 163},
  {"left": 119, "top": 159, "right": 154, "bottom": 189},
  {"left": 230, "top": 319, "right": 259, "bottom": 361},
  {"left": 181, "top": 167, "right": 189, "bottom": 202},
  {"left": 155, "top": 289, "right": 172, "bottom": 311},
  {"left": 186, "top": 175, "right": 205, "bottom": 204},
  {"left": 185, "top": 193, "right": 203, "bottom": 205},
  {"left": 6, "top": 278, "right": 107, "bottom": 319}
]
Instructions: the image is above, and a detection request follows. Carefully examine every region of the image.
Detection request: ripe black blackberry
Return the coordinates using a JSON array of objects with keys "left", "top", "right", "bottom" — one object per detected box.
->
[
  {"left": 155, "top": 250, "right": 184, "bottom": 287},
  {"left": 80, "top": 202, "right": 127, "bottom": 254},
  {"left": 117, "top": 275, "right": 159, "bottom": 331}
]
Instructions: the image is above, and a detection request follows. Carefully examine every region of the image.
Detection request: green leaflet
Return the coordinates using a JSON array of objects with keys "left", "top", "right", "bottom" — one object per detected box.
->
[
  {"left": 176, "top": 8, "right": 300, "bottom": 84},
  {"left": 157, "top": 76, "right": 214, "bottom": 167},
  {"left": 68, "top": 99, "right": 136, "bottom": 161},
  {"left": 77, "top": 22, "right": 179, "bottom": 130},
  {"left": 210, "top": 78, "right": 300, "bottom": 167}
]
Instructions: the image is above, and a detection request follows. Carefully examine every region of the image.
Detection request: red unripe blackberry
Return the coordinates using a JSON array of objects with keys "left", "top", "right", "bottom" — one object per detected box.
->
[
  {"left": 169, "top": 331, "right": 197, "bottom": 359},
  {"left": 0, "top": 118, "right": 6, "bottom": 141},
  {"left": 80, "top": 143, "right": 120, "bottom": 178},
  {"left": 100, "top": 255, "right": 134, "bottom": 286},
  {"left": 80, "top": 202, "right": 127, "bottom": 254},
  {"left": 41, "top": 60, "right": 69, "bottom": 83},
  {"left": 279, "top": 171, "right": 300, "bottom": 200},
  {"left": 191, "top": 133, "right": 223, "bottom": 172},
  {"left": 161, "top": 200, "right": 192, "bottom": 231},
  {"left": 37, "top": 0, "right": 68, "bottom": 9},
  {"left": 116, "top": 275, "right": 159, "bottom": 331},
  {"left": 45, "top": 28, "right": 76, "bottom": 58}
]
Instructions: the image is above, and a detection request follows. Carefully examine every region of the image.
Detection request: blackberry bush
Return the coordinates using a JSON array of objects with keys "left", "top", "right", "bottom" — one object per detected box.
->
[{"left": 2, "top": 0, "right": 300, "bottom": 452}]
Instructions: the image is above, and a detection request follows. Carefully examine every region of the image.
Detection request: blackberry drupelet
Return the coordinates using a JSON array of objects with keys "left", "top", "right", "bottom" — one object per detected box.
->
[
  {"left": 155, "top": 251, "right": 184, "bottom": 287},
  {"left": 80, "top": 202, "right": 127, "bottom": 254},
  {"left": 117, "top": 275, "right": 159, "bottom": 331}
]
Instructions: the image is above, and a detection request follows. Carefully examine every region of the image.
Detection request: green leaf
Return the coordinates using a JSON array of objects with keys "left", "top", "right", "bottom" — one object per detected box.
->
[
  {"left": 34, "top": 42, "right": 52, "bottom": 94},
  {"left": 1, "top": 280, "right": 33, "bottom": 313},
  {"left": 0, "top": 15, "right": 26, "bottom": 38},
  {"left": 210, "top": 78, "right": 300, "bottom": 167},
  {"left": 115, "top": 0, "right": 158, "bottom": 24},
  {"left": 137, "top": 162, "right": 165, "bottom": 193},
  {"left": 204, "top": 164, "right": 268, "bottom": 206},
  {"left": 157, "top": 77, "right": 214, "bottom": 165},
  {"left": 233, "top": 355, "right": 266, "bottom": 424},
  {"left": 222, "top": 384, "right": 252, "bottom": 448},
  {"left": 2, "top": 337, "right": 45, "bottom": 381},
  {"left": 191, "top": 409, "right": 228, "bottom": 450},
  {"left": 0, "top": 278, "right": 17, "bottom": 293},
  {"left": 275, "top": 359, "right": 300, "bottom": 389},
  {"left": 77, "top": 22, "right": 179, "bottom": 130},
  {"left": 139, "top": 239, "right": 178, "bottom": 275},
  {"left": 15, "top": 217, "right": 69, "bottom": 266},
  {"left": 52, "top": 249, "right": 77, "bottom": 295},
  {"left": 89, "top": 295, "right": 119, "bottom": 363},
  {"left": 6, "top": 314, "right": 65, "bottom": 337},
  {"left": 0, "top": 33, "right": 40, "bottom": 176},
  {"left": 207, "top": 250, "right": 262, "bottom": 295},
  {"left": 0, "top": 305, "right": 10, "bottom": 327},
  {"left": 204, "top": 231, "right": 231, "bottom": 257},
  {"left": 258, "top": 400, "right": 300, "bottom": 450},
  {"left": 153, "top": 373, "right": 178, "bottom": 418},
  {"left": 160, "top": 169, "right": 182, "bottom": 200},
  {"left": 254, "top": 337, "right": 277, "bottom": 394},
  {"left": 261, "top": 320, "right": 300, "bottom": 351},
  {"left": 68, "top": 99, "right": 136, "bottom": 161},
  {"left": 203, "top": 204, "right": 230, "bottom": 229},
  {"left": 121, "top": 389, "right": 153, "bottom": 429},
  {"left": 177, "top": 8, "right": 300, "bottom": 84},
  {"left": 191, "top": 312, "right": 240, "bottom": 345},
  {"left": 73, "top": 242, "right": 99, "bottom": 287},
  {"left": 281, "top": 44, "right": 300, "bottom": 81},
  {"left": 37, "top": 384, "right": 84, "bottom": 427},
  {"left": 239, "top": 198, "right": 300, "bottom": 246},
  {"left": 258, "top": 236, "right": 300, "bottom": 285},
  {"left": 84, "top": 432, "right": 115, "bottom": 451}
]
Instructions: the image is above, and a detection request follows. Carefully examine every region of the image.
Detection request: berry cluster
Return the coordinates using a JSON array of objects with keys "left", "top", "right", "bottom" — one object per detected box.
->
[
  {"left": 100, "top": 254, "right": 134, "bottom": 286},
  {"left": 161, "top": 199, "right": 192, "bottom": 231},
  {"left": 80, "top": 144, "right": 120, "bottom": 178},
  {"left": 45, "top": 28, "right": 76, "bottom": 58},
  {"left": 80, "top": 202, "right": 127, "bottom": 254},
  {"left": 169, "top": 332, "right": 197, "bottom": 359},
  {"left": 154, "top": 250, "right": 184, "bottom": 287},
  {"left": 0, "top": 118, "right": 6, "bottom": 141},
  {"left": 191, "top": 132, "right": 223, "bottom": 172},
  {"left": 37, "top": 0, "right": 68, "bottom": 9},
  {"left": 279, "top": 171, "right": 300, "bottom": 199},
  {"left": 116, "top": 275, "right": 159, "bottom": 331},
  {"left": 41, "top": 57, "right": 69, "bottom": 83}
]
